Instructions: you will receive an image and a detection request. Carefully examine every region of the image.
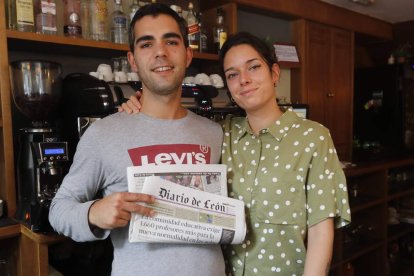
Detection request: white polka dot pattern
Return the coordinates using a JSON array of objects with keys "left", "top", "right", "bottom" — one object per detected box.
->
[{"left": 221, "top": 111, "right": 351, "bottom": 275}]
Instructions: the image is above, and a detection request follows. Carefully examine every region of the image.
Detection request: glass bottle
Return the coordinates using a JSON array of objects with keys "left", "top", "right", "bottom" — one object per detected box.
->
[
  {"left": 177, "top": 6, "right": 183, "bottom": 19},
  {"left": 110, "top": 0, "right": 128, "bottom": 44},
  {"left": 198, "top": 12, "right": 208, "bottom": 53},
  {"left": 13, "top": 0, "right": 35, "bottom": 32},
  {"left": 90, "top": 0, "right": 108, "bottom": 41},
  {"left": 213, "top": 7, "right": 227, "bottom": 53},
  {"left": 81, "top": 0, "right": 90, "bottom": 39},
  {"left": 7, "top": 0, "right": 16, "bottom": 29},
  {"left": 35, "top": 0, "right": 57, "bottom": 35},
  {"left": 186, "top": 2, "right": 199, "bottom": 51},
  {"left": 129, "top": 0, "right": 140, "bottom": 21},
  {"left": 63, "top": 0, "right": 82, "bottom": 37}
]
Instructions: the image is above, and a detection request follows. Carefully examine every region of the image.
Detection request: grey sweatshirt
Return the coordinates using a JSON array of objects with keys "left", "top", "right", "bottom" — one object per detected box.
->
[{"left": 49, "top": 111, "right": 225, "bottom": 276}]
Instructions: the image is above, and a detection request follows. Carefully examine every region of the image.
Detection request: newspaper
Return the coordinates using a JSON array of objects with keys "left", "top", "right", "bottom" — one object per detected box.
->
[
  {"left": 127, "top": 165, "right": 246, "bottom": 244},
  {"left": 127, "top": 164, "right": 228, "bottom": 196}
]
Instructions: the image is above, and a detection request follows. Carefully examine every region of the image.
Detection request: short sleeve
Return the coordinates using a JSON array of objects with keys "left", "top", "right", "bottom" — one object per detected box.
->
[{"left": 306, "top": 130, "right": 351, "bottom": 229}]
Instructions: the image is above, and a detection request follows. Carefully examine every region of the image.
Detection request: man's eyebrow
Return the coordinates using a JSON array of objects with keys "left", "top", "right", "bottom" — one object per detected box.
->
[
  {"left": 135, "top": 32, "right": 182, "bottom": 45},
  {"left": 163, "top": 32, "right": 182, "bottom": 40},
  {"left": 135, "top": 35, "right": 154, "bottom": 45},
  {"left": 224, "top": 58, "right": 259, "bottom": 73}
]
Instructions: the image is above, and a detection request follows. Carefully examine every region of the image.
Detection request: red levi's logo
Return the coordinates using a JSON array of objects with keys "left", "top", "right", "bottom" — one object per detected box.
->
[{"left": 128, "top": 144, "right": 211, "bottom": 166}]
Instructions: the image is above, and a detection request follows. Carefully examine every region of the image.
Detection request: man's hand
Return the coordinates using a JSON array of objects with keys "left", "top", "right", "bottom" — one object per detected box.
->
[
  {"left": 88, "top": 192, "right": 155, "bottom": 230},
  {"left": 118, "top": 91, "right": 142, "bottom": 113}
]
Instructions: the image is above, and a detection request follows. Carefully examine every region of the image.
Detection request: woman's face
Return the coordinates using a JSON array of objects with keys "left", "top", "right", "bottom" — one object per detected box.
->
[{"left": 223, "top": 44, "right": 280, "bottom": 113}]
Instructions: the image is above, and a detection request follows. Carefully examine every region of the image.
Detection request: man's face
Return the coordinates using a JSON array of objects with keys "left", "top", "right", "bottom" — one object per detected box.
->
[{"left": 128, "top": 14, "right": 192, "bottom": 96}]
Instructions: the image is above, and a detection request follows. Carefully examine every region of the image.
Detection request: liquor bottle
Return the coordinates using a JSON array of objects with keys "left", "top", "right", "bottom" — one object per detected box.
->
[
  {"left": 12, "top": 0, "right": 35, "bottom": 32},
  {"left": 90, "top": 0, "right": 108, "bottom": 41},
  {"left": 110, "top": 0, "right": 128, "bottom": 44},
  {"left": 7, "top": 0, "right": 16, "bottom": 30},
  {"left": 213, "top": 7, "right": 227, "bottom": 53},
  {"left": 35, "top": 0, "right": 57, "bottom": 35},
  {"left": 186, "top": 2, "right": 199, "bottom": 51},
  {"left": 63, "top": 0, "right": 82, "bottom": 37},
  {"left": 129, "top": 0, "right": 140, "bottom": 21},
  {"left": 177, "top": 6, "right": 183, "bottom": 19},
  {"left": 81, "top": 0, "right": 90, "bottom": 39},
  {"left": 198, "top": 12, "right": 208, "bottom": 53}
]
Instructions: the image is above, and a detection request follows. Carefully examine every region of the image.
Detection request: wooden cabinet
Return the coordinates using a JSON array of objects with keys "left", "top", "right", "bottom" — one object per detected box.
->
[
  {"left": 329, "top": 158, "right": 414, "bottom": 276},
  {"left": 291, "top": 20, "right": 354, "bottom": 161}
]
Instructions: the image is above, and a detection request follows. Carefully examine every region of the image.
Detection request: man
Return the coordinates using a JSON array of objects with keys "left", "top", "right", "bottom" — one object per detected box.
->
[{"left": 49, "top": 4, "right": 225, "bottom": 276}]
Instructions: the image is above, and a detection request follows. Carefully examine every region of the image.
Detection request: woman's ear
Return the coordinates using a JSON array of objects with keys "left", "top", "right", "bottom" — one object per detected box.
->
[
  {"left": 127, "top": 51, "right": 138, "bottom": 72},
  {"left": 271, "top": 63, "right": 280, "bottom": 84}
]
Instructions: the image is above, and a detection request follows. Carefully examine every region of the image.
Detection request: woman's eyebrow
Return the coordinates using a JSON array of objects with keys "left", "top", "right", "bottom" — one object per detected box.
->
[{"left": 224, "top": 58, "right": 259, "bottom": 73}]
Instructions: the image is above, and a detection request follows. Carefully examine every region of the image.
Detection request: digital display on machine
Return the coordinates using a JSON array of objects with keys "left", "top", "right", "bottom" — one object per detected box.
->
[{"left": 44, "top": 148, "right": 65, "bottom": 155}]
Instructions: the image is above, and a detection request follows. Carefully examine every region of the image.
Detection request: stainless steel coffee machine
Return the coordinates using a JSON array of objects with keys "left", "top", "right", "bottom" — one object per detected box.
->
[
  {"left": 61, "top": 73, "right": 139, "bottom": 160},
  {"left": 10, "top": 60, "right": 69, "bottom": 232}
]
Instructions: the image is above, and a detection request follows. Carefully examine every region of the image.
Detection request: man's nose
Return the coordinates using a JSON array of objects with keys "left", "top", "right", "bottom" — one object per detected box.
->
[{"left": 154, "top": 42, "right": 167, "bottom": 58}]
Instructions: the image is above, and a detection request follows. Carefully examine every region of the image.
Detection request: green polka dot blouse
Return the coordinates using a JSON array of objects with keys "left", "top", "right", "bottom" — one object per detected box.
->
[{"left": 221, "top": 110, "right": 351, "bottom": 275}]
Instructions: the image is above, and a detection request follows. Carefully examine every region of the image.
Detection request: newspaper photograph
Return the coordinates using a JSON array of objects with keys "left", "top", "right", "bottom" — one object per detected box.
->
[
  {"left": 128, "top": 176, "right": 246, "bottom": 245},
  {"left": 127, "top": 164, "right": 228, "bottom": 196}
]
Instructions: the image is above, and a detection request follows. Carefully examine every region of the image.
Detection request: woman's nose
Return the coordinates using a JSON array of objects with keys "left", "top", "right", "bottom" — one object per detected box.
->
[{"left": 239, "top": 71, "right": 251, "bottom": 86}]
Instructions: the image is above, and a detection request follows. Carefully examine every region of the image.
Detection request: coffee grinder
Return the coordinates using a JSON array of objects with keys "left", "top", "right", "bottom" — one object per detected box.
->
[{"left": 10, "top": 60, "right": 69, "bottom": 232}]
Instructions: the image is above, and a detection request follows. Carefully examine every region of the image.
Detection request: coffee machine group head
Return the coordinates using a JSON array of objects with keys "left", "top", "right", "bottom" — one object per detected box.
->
[{"left": 10, "top": 60, "right": 69, "bottom": 232}]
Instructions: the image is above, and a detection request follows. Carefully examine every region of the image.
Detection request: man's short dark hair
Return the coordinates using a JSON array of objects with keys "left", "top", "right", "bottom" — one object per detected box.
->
[{"left": 128, "top": 3, "right": 189, "bottom": 52}]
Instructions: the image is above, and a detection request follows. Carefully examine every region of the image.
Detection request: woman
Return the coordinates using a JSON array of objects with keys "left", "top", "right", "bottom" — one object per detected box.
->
[{"left": 121, "top": 32, "right": 351, "bottom": 275}]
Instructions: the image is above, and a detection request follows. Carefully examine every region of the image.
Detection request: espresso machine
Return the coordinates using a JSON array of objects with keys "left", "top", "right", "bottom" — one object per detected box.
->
[
  {"left": 61, "top": 73, "right": 140, "bottom": 160},
  {"left": 10, "top": 60, "right": 69, "bottom": 232}
]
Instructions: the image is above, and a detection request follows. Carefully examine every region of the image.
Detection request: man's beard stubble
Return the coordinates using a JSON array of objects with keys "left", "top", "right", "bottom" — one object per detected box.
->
[{"left": 138, "top": 70, "right": 184, "bottom": 96}]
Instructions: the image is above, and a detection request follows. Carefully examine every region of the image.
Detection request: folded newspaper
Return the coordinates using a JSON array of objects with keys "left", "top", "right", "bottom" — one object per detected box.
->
[{"left": 127, "top": 164, "right": 246, "bottom": 244}]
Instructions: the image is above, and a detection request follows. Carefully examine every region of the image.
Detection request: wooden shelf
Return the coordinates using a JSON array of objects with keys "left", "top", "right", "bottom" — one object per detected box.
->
[
  {"left": 388, "top": 186, "right": 414, "bottom": 201},
  {"left": 388, "top": 223, "right": 414, "bottom": 242},
  {"left": 342, "top": 240, "right": 385, "bottom": 263},
  {"left": 0, "top": 223, "right": 20, "bottom": 240},
  {"left": 350, "top": 196, "right": 386, "bottom": 213},
  {"left": 6, "top": 30, "right": 219, "bottom": 61},
  {"left": 7, "top": 30, "right": 128, "bottom": 51}
]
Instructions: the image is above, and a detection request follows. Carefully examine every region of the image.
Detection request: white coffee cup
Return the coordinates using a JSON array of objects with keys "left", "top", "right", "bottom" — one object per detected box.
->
[
  {"left": 194, "top": 73, "right": 212, "bottom": 85},
  {"left": 114, "top": 71, "right": 128, "bottom": 83},
  {"left": 127, "top": 72, "right": 140, "bottom": 81},
  {"left": 97, "top": 64, "right": 113, "bottom": 82},
  {"left": 209, "top": 74, "right": 224, "bottom": 88},
  {"left": 183, "top": 76, "right": 195, "bottom": 84}
]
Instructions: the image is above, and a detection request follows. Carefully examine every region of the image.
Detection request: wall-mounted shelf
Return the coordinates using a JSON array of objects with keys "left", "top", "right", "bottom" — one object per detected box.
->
[{"left": 7, "top": 30, "right": 219, "bottom": 61}]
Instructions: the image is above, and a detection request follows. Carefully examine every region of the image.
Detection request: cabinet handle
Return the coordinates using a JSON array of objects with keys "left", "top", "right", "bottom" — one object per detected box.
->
[{"left": 327, "top": 93, "right": 335, "bottom": 97}]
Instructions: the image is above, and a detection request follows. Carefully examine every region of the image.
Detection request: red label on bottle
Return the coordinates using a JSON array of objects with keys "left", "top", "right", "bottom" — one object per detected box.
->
[{"left": 188, "top": 23, "right": 200, "bottom": 35}]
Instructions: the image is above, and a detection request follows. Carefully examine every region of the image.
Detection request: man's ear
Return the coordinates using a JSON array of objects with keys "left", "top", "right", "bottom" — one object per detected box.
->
[
  {"left": 185, "top": 47, "right": 193, "bottom": 68},
  {"left": 127, "top": 51, "right": 138, "bottom": 72}
]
